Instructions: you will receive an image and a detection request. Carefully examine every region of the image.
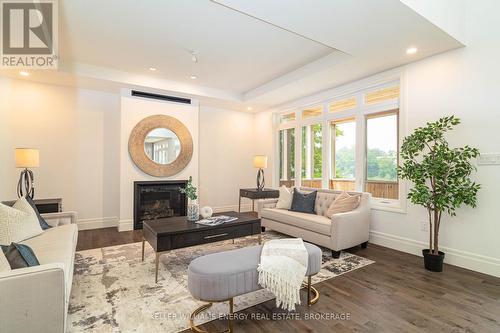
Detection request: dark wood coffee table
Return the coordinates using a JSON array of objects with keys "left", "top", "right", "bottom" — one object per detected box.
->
[{"left": 142, "top": 211, "right": 261, "bottom": 282}]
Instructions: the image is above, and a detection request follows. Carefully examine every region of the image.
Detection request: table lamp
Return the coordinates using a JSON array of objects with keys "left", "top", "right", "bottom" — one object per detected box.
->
[
  {"left": 253, "top": 155, "right": 268, "bottom": 191},
  {"left": 15, "top": 148, "right": 39, "bottom": 198}
]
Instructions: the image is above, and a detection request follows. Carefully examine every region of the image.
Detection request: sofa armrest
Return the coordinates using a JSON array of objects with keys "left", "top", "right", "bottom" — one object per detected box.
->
[
  {"left": 257, "top": 199, "right": 278, "bottom": 217},
  {"left": 0, "top": 263, "right": 66, "bottom": 333},
  {"left": 41, "top": 211, "right": 78, "bottom": 226},
  {"left": 330, "top": 195, "right": 371, "bottom": 251}
]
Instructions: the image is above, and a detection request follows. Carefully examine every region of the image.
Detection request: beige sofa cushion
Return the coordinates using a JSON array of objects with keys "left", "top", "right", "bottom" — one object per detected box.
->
[
  {"left": 326, "top": 191, "right": 360, "bottom": 218},
  {"left": 21, "top": 223, "right": 78, "bottom": 303},
  {"left": 0, "top": 250, "right": 10, "bottom": 272},
  {"left": 276, "top": 186, "right": 293, "bottom": 209},
  {"left": 261, "top": 208, "right": 331, "bottom": 236},
  {"left": 0, "top": 198, "right": 43, "bottom": 245}
]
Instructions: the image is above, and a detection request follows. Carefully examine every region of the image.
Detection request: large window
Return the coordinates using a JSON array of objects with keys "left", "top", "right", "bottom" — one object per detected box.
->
[
  {"left": 275, "top": 81, "right": 402, "bottom": 210},
  {"left": 330, "top": 119, "right": 356, "bottom": 191},
  {"left": 279, "top": 128, "right": 295, "bottom": 187},
  {"left": 301, "top": 124, "right": 322, "bottom": 188},
  {"left": 365, "top": 111, "right": 399, "bottom": 199}
]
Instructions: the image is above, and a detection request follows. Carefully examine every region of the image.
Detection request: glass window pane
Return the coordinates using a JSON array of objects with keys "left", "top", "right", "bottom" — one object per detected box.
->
[
  {"left": 329, "top": 97, "right": 356, "bottom": 113},
  {"left": 365, "top": 86, "right": 399, "bottom": 105},
  {"left": 302, "top": 106, "right": 322, "bottom": 119},
  {"left": 301, "top": 124, "right": 322, "bottom": 188},
  {"left": 279, "top": 128, "right": 295, "bottom": 187},
  {"left": 280, "top": 112, "right": 296, "bottom": 123},
  {"left": 365, "top": 112, "right": 399, "bottom": 199},
  {"left": 330, "top": 119, "right": 356, "bottom": 191}
]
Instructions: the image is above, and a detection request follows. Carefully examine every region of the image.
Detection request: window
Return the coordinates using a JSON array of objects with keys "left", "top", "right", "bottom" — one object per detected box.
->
[
  {"left": 274, "top": 80, "right": 402, "bottom": 210},
  {"left": 279, "top": 112, "right": 296, "bottom": 123},
  {"left": 330, "top": 119, "right": 356, "bottom": 191},
  {"left": 279, "top": 128, "right": 295, "bottom": 187},
  {"left": 302, "top": 106, "right": 322, "bottom": 119},
  {"left": 329, "top": 97, "right": 356, "bottom": 113},
  {"left": 365, "top": 86, "right": 399, "bottom": 104},
  {"left": 301, "top": 124, "right": 322, "bottom": 188},
  {"left": 365, "top": 111, "right": 399, "bottom": 199}
]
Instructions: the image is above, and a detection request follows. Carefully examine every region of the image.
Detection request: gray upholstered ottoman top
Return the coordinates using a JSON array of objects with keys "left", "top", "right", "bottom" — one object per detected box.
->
[{"left": 188, "top": 242, "right": 322, "bottom": 301}]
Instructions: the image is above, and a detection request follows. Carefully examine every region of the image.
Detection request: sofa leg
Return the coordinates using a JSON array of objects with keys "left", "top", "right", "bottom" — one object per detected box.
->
[
  {"left": 361, "top": 241, "right": 368, "bottom": 249},
  {"left": 331, "top": 250, "right": 341, "bottom": 259}
]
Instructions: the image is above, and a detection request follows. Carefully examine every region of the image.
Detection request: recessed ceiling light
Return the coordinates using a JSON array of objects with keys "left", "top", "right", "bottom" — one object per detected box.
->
[
  {"left": 246, "top": 106, "right": 253, "bottom": 111},
  {"left": 19, "top": 71, "right": 29, "bottom": 76},
  {"left": 149, "top": 67, "right": 157, "bottom": 71},
  {"left": 406, "top": 47, "right": 418, "bottom": 55},
  {"left": 190, "top": 75, "right": 197, "bottom": 80}
]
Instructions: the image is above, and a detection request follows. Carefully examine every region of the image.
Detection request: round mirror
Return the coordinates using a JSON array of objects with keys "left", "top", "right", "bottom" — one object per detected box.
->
[{"left": 144, "top": 128, "right": 181, "bottom": 164}]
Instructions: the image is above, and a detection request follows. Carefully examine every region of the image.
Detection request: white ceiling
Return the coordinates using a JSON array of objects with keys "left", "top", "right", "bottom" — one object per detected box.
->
[{"left": 0, "top": 0, "right": 465, "bottom": 111}]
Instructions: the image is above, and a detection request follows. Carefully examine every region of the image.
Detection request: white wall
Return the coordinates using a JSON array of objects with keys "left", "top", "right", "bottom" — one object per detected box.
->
[
  {"left": 118, "top": 93, "right": 199, "bottom": 231},
  {"left": 0, "top": 78, "right": 121, "bottom": 229},
  {"left": 255, "top": 0, "right": 500, "bottom": 276},
  {"left": 199, "top": 106, "right": 256, "bottom": 212}
]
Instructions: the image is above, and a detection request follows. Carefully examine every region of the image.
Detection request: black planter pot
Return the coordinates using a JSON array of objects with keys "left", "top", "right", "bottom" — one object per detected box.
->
[{"left": 422, "top": 249, "right": 445, "bottom": 272}]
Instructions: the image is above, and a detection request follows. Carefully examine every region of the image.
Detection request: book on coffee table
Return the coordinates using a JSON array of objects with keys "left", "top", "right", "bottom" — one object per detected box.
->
[{"left": 195, "top": 215, "right": 238, "bottom": 226}]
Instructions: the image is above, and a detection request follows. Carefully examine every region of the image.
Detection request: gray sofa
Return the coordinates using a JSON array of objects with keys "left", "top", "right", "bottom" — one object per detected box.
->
[
  {"left": 258, "top": 187, "right": 371, "bottom": 257},
  {"left": 0, "top": 211, "right": 78, "bottom": 333}
]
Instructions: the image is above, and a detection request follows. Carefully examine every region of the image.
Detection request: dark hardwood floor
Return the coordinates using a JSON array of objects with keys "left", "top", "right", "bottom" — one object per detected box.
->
[{"left": 77, "top": 228, "right": 500, "bottom": 333}]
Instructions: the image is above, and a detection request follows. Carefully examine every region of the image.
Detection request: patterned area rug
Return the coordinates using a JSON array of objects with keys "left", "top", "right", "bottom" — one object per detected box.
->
[{"left": 68, "top": 231, "right": 374, "bottom": 332}]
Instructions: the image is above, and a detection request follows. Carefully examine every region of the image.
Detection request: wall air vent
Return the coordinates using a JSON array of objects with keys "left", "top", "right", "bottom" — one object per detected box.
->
[{"left": 131, "top": 90, "right": 191, "bottom": 105}]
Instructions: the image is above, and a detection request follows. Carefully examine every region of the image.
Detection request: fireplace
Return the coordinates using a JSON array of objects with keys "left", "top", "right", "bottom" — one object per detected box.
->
[{"left": 133, "top": 180, "right": 187, "bottom": 230}]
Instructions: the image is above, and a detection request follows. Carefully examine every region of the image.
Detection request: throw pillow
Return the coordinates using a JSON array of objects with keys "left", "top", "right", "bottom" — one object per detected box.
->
[
  {"left": 25, "top": 196, "right": 52, "bottom": 230},
  {"left": 0, "top": 248, "right": 11, "bottom": 272},
  {"left": 275, "top": 186, "right": 293, "bottom": 209},
  {"left": 0, "top": 197, "right": 43, "bottom": 246},
  {"left": 1, "top": 243, "right": 40, "bottom": 269},
  {"left": 326, "top": 191, "right": 361, "bottom": 218},
  {"left": 290, "top": 189, "right": 317, "bottom": 214}
]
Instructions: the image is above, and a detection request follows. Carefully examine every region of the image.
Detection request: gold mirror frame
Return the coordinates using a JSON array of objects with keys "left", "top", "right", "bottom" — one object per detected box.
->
[{"left": 128, "top": 115, "right": 193, "bottom": 177}]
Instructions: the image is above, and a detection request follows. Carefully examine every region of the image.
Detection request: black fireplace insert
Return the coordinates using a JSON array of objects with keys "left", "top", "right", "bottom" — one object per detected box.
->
[{"left": 133, "top": 180, "right": 187, "bottom": 230}]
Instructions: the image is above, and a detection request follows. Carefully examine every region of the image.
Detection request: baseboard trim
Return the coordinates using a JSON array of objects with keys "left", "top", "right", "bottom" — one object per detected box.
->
[
  {"left": 212, "top": 204, "right": 253, "bottom": 213},
  {"left": 118, "top": 219, "right": 133, "bottom": 232},
  {"left": 77, "top": 217, "right": 118, "bottom": 230},
  {"left": 369, "top": 230, "right": 500, "bottom": 278}
]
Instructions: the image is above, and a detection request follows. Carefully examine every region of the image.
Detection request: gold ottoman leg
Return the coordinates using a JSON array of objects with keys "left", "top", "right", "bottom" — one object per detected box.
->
[
  {"left": 303, "top": 275, "right": 320, "bottom": 306},
  {"left": 190, "top": 298, "right": 234, "bottom": 333}
]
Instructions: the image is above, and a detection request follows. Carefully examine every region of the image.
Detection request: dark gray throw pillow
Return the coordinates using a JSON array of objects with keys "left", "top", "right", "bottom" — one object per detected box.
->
[
  {"left": 1, "top": 243, "right": 40, "bottom": 269},
  {"left": 290, "top": 189, "right": 317, "bottom": 214},
  {"left": 25, "top": 196, "right": 51, "bottom": 230}
]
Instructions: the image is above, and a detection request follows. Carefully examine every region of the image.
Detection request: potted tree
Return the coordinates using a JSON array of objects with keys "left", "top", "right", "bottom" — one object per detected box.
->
[{"left": 398, "top": 116, "right": 480, "bottom": 272}]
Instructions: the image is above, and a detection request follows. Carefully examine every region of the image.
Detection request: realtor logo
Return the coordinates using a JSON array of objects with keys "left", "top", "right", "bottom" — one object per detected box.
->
[{"left": 1, "top": 0, "right": 58, "bottom": 69}]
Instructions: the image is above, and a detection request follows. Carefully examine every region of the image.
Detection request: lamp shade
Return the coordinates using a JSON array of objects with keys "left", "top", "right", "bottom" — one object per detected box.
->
[
  {"left": 253, "top": 155, "right": 268, "bottom": 169},
  {"left": 15, "top": 148, "right": 40, "bottom": 168}
]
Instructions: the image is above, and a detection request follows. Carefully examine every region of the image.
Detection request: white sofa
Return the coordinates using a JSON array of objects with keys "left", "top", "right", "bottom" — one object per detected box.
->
[
  {"left": 258, "top": 188, "right": 370, "bottom": 257},
  {"left": 0, "top": 211, "right": 78, "bottom": 333}
]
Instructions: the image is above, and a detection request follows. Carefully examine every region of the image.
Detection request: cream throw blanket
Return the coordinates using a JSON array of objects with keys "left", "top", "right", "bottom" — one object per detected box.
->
[{"left": 257, "top": 238, "right": 308, "bottom": 311}]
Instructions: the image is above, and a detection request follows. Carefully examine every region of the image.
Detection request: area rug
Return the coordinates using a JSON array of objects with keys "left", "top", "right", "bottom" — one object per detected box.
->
[{"left": 68, "top": 231, "right": 374, "bottom": 332}]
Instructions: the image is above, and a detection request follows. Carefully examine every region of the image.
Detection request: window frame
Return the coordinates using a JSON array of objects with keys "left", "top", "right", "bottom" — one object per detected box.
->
[
  {"left": 273, "top": 75, "right": 407, "bottom": 213},
  {"left": 364, "top": 109, "right": 400, "bottom": 205}
]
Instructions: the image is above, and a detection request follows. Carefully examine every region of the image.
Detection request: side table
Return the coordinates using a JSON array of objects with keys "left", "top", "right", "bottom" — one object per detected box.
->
[{"left": 239, "top": 188, "right": 279, "bottom": 212}]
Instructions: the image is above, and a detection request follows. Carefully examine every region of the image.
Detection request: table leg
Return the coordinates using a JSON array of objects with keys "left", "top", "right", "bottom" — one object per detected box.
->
[
  {"left": 232, "top": 238, "right": 235, "bottom": 244},
  {"left": 141, "top": 238, "right": 145, "bottom": 262},
  {"left": 155, "top": 252, "right": 160, "bottom": 283},
  {"left": 258, "top": 234, "right": 262, "bottom": 245},
  {"left": 252, "top": 199, "right": 255, "bottom": 212},
  {"left": 238, "top": 195, "right": 241, "bottom": 213}
]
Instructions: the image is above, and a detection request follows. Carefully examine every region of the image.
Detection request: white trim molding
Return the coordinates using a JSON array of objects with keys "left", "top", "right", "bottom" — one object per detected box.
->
[
  {"left": 77, "top": 217, "right": 119, "bottom": 230},
  {"left": 369, "top": 230, "right": 500, "bottom": 278}
]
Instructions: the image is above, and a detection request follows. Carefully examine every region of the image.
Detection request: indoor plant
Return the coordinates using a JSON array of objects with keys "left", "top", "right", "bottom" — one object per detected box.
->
[
  {"left": 180, "top": 176, "right": 199, "bottom": 221},
  {"left": 398, "top": 116, "right": 480, "bottom": 272}
]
